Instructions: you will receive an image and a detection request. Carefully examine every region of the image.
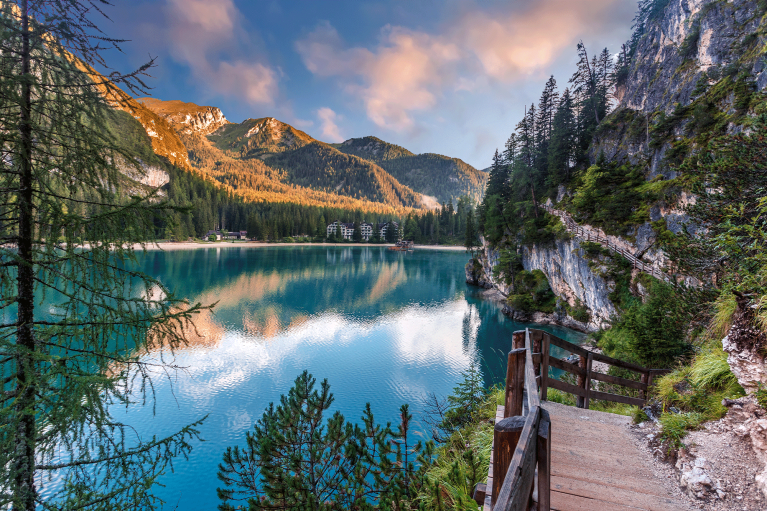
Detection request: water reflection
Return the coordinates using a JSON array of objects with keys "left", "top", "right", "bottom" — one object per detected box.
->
[{"left": 108, "top": 246, "right": 586, "bottom": 509}]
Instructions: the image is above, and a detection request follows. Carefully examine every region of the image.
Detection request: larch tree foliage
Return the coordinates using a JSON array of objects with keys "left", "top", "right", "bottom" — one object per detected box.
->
[{"left": 0, "top": 1, "right": 206, "bottom": 509}]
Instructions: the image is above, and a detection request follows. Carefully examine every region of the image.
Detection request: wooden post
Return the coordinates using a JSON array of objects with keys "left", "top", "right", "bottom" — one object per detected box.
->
[
  {"left": 537, "top": 409, "right": 551, "bottom": 511},
  {"left": 505, "top": 348, "right": 526, "bottom": 418},
  {"left": 472, "top": 483, "right": 486, "bottom": 506},
  {"left": 532, "top": 330, "right": 542, "bottom": 379},
  {"left": 640, "top": 372, "right": 649, "bottom": 402},
  {"left": 583, "top": 353, "right": 593, "bottom": 409},
  {"left": 512, "top": 330, "right": 525, "bottom": 350},
  {"left": 540, "top": 334, "right": 550, "bottom": 402},
  {"left": 576, "top": 354, "right": 587, "bottom": 408},
  {"left": 492, "top": 416, "right": 526, "bottom": 508}
]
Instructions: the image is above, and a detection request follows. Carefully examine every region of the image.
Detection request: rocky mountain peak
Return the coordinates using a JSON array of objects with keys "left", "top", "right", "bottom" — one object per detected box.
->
[{"left": 138, "top": 98, "right": 230, "bottom": 135}]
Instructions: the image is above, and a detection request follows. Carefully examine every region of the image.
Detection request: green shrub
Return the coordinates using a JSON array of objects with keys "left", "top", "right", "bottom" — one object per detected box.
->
[
  {"left": 506, "top": 270, "right": 557, "bottom": 314},
  {"left": 659, "top": 412, "right": 704, "bottom": 448},
  {"left": 567, "top": 298, "right": 591, "bottom": 323},
  {"left": 570, "top": 161, "right": 649, "bottom": 234},
  {"left": 600, "top": 281, "right": 692, "bottom": 369}
]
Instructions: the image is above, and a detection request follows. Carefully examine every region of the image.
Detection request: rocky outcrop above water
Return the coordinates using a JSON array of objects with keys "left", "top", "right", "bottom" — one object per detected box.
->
[
  {"left": 522, "top": 239, "right": 617, "bottom": 331},
  {"left": 467, "top": 235, "right": 617, "bottom": 332}
]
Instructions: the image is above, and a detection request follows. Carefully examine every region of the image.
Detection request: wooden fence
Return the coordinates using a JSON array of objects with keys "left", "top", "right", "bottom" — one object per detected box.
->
[
  {"left": 475, "top": 328, "right": 667, "bottom": 510},
  {"left": 541, "top": 203, "right": 672, "bottom": 283}
]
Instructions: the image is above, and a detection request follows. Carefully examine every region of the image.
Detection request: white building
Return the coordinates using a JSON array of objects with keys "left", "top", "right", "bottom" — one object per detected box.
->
[
  {"left": 377, "top": 221, "right": 399, "bottom": 241},
  {"left": 326, "top": 221, "right": 377, "bottom": 241}
]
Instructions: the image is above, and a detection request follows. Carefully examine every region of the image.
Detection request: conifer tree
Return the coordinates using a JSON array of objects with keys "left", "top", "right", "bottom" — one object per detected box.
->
[
  {"left": 0, "top": 1, "right": 206, "bottom": 508},
  {"left": 547, "top": 88, "right": 577, "bottom": 186},
  {"left": 217, "top": 372, "right": 433, "bottom": 510}
]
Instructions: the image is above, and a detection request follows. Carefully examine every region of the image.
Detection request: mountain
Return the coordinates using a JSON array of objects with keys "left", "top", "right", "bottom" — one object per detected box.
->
[
  {"left": 333, "top": 136, "right": 487, "bottom": 205},
  {"left": 140, "top": 100, "right": 426, "bottom": 210}
]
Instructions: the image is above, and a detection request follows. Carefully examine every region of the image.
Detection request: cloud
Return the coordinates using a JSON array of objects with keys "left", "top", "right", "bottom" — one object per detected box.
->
[
  {"left": 296, "top": 23, "right": 459, "bottom": 131},
  {"left": 316, "top": 107, "right": 343, "bottom": 142},
  {"left": 296, "top": 0, "right": 629, "bottom": 131},
  {"left": 163, "top": 0, "right": 278, "bottom": 105}
]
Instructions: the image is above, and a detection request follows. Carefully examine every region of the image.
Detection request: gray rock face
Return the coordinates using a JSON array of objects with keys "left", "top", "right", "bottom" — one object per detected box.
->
[
  {"left": 522, "top": 239, "right": 617, "bottom": 330},
  {"left": 594, "top": 0, "right": 762, "bottom": 167}
]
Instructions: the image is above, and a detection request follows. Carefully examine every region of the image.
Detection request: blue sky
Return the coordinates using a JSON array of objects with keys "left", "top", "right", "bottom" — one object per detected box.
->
[{"left": 106, "top": 0, "right": 637, "bottom": 169}]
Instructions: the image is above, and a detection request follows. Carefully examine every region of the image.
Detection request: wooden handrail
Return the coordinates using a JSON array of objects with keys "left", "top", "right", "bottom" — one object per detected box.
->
[{"left": 485, "top": 328, "right": 669, "bottom": 510}]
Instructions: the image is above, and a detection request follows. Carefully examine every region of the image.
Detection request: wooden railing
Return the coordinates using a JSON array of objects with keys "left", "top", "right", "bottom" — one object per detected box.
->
[
  {"left": 541, "top": 203, "right": 672, "bottom": 283},
  {"left": 475, "top": 328, "right": 667, "bottom": 510}
]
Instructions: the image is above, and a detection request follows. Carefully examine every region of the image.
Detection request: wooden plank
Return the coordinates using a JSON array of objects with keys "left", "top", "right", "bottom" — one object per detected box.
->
[
  {"left": 546, "top": 334, "right": 591, "bottom": 358},
  {"left": 551, "top": 475, "right": 685, "bottom": 511},
  {"left": 540, "top": 334, "right": 550, "bottom": 402},
  {"left": 548, "top": 376, "right": 588, "bottom": 397},
  {"left": 494, "top": 407, "right": 540, "bottom": 511},
  {"left": 552, "top": 491, "right": 651, "bottom": 511},
  {"left": 551, "top": 459, "right": 660, "bottom": 488},
  {"left": 590, "top": 390, "right": 645, "bottom": 407},
  {"left": 578, "top": 354, "right": 590, "bottom": 409},
  {"left": 512, "top": 330, "right": 525, "bottom": 350},
  {"left": 493, "top": 416, "right": 526, "bottom": 507},
  {"left": 550, "top": 446, "right": 653, "bottom": 474},
  {"left": 551, "top": 468, "right": 675, "bottom": 501},
  {"left": 591, "top": 371, "right": 647, "bottom": 391},
  {"left": 505, "top": 348, "right": 526, "bottom": 418},
  {"left": 472, "top": 483, "right": 486, "bottom": 506},
  {"left": 547, "top": 356, "right": 585, "bottom": 377},
  {"left": 590, "top": 352, "right": 649, "bottom": 375},
  {"left": 537, "top": 409, "right": 551, "bottom": 511}
]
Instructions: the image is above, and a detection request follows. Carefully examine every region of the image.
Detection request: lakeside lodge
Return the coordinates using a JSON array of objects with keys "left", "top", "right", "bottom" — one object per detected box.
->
[
  {"left": 205, "top": 230, "right": 248, "bottom": 241},
  {"left": 326, "top": 221, "right": 399, "bottom": 241}
]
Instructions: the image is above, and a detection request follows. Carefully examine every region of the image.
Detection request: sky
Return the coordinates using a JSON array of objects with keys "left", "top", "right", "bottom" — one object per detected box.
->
[{"left": 104, "top": 0, "right": 637, "bottom": 169}]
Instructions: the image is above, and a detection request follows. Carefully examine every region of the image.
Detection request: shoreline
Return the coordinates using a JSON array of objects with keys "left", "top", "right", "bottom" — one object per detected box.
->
[{"left": 125, "top": 242, "right": 470, "bottom": 252}]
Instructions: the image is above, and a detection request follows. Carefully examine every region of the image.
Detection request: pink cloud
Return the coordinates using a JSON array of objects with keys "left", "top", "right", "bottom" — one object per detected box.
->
[
  {"left": 296, "top": 0, "right": 627, "bottom": 131},
  {"left": 316, "top": 107, "right": 343, "bottom": 142},
  {"left": 163, "top": 0, "right": 278, "bottom": 105},
  {"left": 296, "top": 23, "right": 459, "bottom": 130}
]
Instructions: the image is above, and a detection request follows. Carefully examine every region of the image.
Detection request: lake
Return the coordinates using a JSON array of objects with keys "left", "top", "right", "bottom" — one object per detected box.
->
[{"left": 69, "top": 245, "right": 585, "bottom": 508}]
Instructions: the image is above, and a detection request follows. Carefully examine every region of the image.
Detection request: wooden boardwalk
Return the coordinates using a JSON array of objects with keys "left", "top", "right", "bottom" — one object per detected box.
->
[
  {"left": 483, "top": 402, "right": 686, "bottom": 511},
  {"left": 480, "top": 329, "right": 685, "bottom": 511},
  {"left": 545, "top": 402, "right": 685, "bottom": 511}
]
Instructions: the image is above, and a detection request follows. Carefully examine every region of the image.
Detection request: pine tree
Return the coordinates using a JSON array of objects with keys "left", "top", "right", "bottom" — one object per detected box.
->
[
  {"left": 0, "top": 2, "right": 207, "bottom": 508},
  {"left": 217, "top": 372, "right": 432, "bottom": 510},
  {"left": 464, "top": 210, "right": 478, "bottom": 252},
  {"left": 353, "top": 221, "right": 363, "bottom": 242},
  {"left": 484, "top": 149, "right": 509, "bottom": 199},
  {"left": 547, "top": 88, "right": 577, "bottom": 187}
]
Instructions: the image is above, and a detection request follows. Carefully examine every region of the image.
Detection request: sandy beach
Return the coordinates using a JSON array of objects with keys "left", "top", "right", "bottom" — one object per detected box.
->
[{"left": 128, "top": 242, "right": 469, "bottom": 252}]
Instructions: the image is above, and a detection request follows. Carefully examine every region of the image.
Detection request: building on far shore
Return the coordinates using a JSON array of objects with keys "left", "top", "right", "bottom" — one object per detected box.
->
[
  {"left": 326, "top": 221, "right": 398, "bottom": 241},
  {"left": 205, "top": 230, "right": 248, "bottom": 240}
]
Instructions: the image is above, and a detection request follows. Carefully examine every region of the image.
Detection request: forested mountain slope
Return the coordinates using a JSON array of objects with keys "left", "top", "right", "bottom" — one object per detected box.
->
[
  {"left": 334, "top": 136, "right": 488, "bottom": 204},
  {"left": 473, "top": 0, "right": 767, "bottom": 333},
  {"left": 139, "top": 101, "right": 425, "bottom": 210}
]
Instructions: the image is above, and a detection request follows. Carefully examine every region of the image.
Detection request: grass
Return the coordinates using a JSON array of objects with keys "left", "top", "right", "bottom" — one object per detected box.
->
[
  {"left": 654, "top": 339, "right": 744, "bottom": 447},
  {"left": 418, "top": 387, "right": 502, "bottom": 510}
]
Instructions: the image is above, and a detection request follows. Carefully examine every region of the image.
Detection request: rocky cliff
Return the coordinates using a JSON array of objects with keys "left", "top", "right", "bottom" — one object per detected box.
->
[
  {"left": 596, "top": 0, "right": 765, "bottom": 174},
  {"left": 521, "top": 239, "right": 617, "bottom": 330}
]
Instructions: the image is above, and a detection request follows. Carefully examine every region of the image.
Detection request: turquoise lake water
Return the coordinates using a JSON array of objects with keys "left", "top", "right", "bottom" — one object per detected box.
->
[{"left": 47, "top": 245, "right": 585, "bottom": 508}]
